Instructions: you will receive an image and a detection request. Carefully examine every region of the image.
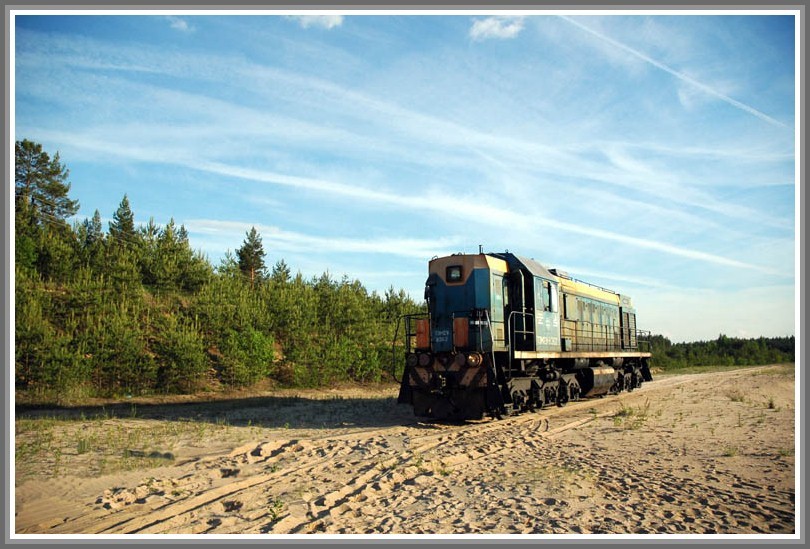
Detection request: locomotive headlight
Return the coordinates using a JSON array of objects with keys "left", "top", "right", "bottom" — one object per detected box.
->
[
  {"left": 406, "top": 353, "right": 418, "bottom": 368},
  {"left": 418, "top": 352, "right": 432, "bottom": 367},
  {"left": 454, "top": 353, "right": 467, "bottom": 367},
  {"left": 466, "top": 352, "right": 483, "bottom": 368}
]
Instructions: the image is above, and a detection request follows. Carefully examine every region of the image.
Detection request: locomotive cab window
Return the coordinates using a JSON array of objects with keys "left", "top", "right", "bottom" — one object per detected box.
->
[
  {"left": 446, "top": 265, "right": 463, "bottom": 283},
  {"left": 564, "top": 294, "right": 575, "bottom": 320},
  {"left": 543, "top": 281, "right": 555, "bottom": 312},
  {"left": 534, "top": 278, "right": 556, "bottom": 312},
  {"left": 549, "top": 283, "right": 558, "bottom": 313}
]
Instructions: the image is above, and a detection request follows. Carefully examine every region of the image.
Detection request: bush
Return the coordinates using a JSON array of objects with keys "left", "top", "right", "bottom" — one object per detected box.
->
[
  {"left": 219, "top": 327, "right": 275, "bottom": 387},
  {"left": 88, "top": 308, "right": 155, "bottom": 397},
  {"left": 153, "top": 314, "right": 208, "bottom": 393}
]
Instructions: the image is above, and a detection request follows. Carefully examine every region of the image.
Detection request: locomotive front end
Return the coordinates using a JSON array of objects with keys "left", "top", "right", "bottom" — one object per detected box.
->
[{"left": 397, "top": 253, "right": 507, "bottom": 420}]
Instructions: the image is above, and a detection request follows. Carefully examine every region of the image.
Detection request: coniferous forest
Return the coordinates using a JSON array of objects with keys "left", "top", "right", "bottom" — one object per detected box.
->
[
  {"left": 14, "top": 139, "right": 423, "bottom": 403},
  {"left": 645, "top": 334, "right": 794, "bottom": 370},
  {"left": 14, "top": 140, "right": 794, "bottom": 403}
]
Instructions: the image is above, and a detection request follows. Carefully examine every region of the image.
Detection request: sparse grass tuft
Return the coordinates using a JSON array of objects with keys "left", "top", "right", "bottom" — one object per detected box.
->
[
  {"left": 523, "top": 462, "right": 595, "bottom": 498},
  {"left": 726, "top": 389, "right": 746, "bottom": 403},
  {"left": 14, "top": 415, "right": 240, "bottom": 480},
  {"left": 615, "top": 405, "right": 634, "bottom": 418},
  {"left": 77, "top": 437, "right": 90, "bottom": 454},
  {"left": 267, "top": 498, "right": 284, "bottom": 522},
  {"left": 412, "top": 454, "right": 428, "bottom": 473},
  {"left": 612, "top": 400, "right": 651, "bottom": 430}
]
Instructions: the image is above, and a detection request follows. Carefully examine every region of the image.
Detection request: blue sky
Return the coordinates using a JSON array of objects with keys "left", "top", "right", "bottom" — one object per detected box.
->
[{"left": 11, "top": 11, "right": 798, "bottom": 343}]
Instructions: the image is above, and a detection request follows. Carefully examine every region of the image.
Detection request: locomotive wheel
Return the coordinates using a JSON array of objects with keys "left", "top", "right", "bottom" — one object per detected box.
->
[
  {"left": 568, "top": 380, "right": 581, "bottom": 402},
  {"left": 557, "top": 381, "right": 569, "bottom": 407},
  {"left": 624, "top": 373, "right": 634, "bottom": 393},
  {"left": 535, "top": 392, "right": 545, "bottom": 411}
]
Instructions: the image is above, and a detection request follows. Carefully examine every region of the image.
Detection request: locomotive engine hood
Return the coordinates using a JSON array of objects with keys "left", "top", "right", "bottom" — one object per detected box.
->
[{"left": 424, "top": 253, "right": 508, "bottom": 353}]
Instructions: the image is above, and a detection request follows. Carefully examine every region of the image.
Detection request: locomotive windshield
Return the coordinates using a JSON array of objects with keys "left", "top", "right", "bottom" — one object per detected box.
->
[{"left": 446, "top": 266, "right": 462, "bottom": 283}]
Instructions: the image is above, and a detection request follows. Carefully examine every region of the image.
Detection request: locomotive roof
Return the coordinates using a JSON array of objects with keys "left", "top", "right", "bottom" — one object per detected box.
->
[
  {"left": 491, "top": 253, "right": 558, "bottom": 280},
  {"left": 493, "top": 252, "right": 628, "bottom": 305},
  {"left": 514, "top": 255, "right": 558, "bottom": 280}
]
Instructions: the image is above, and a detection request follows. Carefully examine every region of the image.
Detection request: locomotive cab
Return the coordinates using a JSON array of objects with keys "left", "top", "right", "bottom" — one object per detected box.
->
[{"left": 495, "top": 253, "right": 563, "bottom": 354}]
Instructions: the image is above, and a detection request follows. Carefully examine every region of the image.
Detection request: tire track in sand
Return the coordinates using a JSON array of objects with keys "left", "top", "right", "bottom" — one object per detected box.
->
[{"left": 35, "top": 370, "right": 793, "bottom": 535}]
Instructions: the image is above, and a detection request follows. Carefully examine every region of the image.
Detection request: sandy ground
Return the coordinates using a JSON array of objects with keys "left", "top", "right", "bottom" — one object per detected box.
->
[{"left": 13, "top": 364, "right": 796, "bottom": 537}]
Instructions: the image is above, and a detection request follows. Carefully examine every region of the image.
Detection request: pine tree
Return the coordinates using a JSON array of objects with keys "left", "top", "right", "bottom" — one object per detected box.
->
[
  {"left": 75, "top": 209, "right": 105, "bottom": 272},
  {"left": 83, "top": 210, "right": 104, "bottom": 247},
  {"left": 217, "top": 250, "right": 240, "bottom": 277},
  {"left": 103, "top": 195, "right": 141, "bottom": 293},
  {"left": 109, "top": 194, "right": 137, "bottom": 249},
  {"left": 156, "top": 218, "right": 182, "bottom": 289},
  {"left": 15, "top": 140, "right": 80, "bottom": 280},
  {"left": 236, "top": 226, "right": 266, "bottom": 287},
  {"left": 15, "top": 139, "right": 79, "bottom": 233},
  {"left": 271, "top": 259, "right": 291, "bottom": 284}
]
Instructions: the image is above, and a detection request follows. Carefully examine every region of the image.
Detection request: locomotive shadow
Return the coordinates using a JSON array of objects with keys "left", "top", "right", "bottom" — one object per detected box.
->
[{"left": 15, "top": 394, "right": 417, "bottom": 430}]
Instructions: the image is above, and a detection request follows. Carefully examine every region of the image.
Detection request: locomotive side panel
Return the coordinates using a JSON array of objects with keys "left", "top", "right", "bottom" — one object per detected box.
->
[{"left": 558, "top": 277, "right": 622, "bottom": 353}]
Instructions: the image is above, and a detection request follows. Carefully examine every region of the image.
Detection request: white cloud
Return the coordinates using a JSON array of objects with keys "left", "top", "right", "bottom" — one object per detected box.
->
[
  {"left": 188, "top": 159, "right": 780, "bottom": 276},
  {"left": 184, "top": 219, "right": 461, "bottom": 259},
  {"left": 285, "top": 15, "right": 344, "bottom": 30},
  {"left": 166, "top": 16, "right": 192, "bottom": 33},
  {"left": 28, "top": 124, "right": 783, "bottom": 278},
  {"left": 17, "top": 29, "right": 790, "bottom": 230},
  {"left": 469, "top": 16, "right": 524, "bottom": 41},
  {"left": 677, "top": 83, "right": 703, "bottom": 111}
]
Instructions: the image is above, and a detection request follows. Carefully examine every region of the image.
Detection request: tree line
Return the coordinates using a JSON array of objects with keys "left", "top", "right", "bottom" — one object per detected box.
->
[
  {"left": 14, "top": 139, "right": 423, "bottom": 403},
  {"left": 645, "top": 333, "right": 795, "bottom": 369}
]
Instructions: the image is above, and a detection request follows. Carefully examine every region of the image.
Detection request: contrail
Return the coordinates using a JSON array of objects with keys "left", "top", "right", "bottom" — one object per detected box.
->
[
  {"left": 197, "top": 159, "right": 779, "bottom": 276},
  {"left": 558, "top": 15, "right": 789, "bottom": 129}
]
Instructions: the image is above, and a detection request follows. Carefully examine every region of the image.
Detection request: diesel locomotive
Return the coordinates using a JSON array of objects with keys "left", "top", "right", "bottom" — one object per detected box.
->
[{"left": 396, "top": 250, "right": 652, "bottom": 420}]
